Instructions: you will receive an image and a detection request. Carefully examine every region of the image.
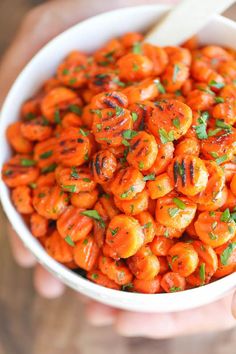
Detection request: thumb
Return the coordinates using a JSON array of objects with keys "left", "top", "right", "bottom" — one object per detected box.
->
[{"left": 232, "top": 292, "right": 236, "bottom": 319}]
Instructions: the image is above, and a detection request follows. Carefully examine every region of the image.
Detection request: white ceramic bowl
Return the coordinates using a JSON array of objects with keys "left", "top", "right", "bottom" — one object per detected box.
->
[{"left": 0, "top": 5, "right": 235, "bottom": 313}]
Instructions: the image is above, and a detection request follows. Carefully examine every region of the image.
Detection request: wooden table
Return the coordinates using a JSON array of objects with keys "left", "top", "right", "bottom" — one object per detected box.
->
[{"left": 0, "top": 1, "right": 236, "bottom": 353}]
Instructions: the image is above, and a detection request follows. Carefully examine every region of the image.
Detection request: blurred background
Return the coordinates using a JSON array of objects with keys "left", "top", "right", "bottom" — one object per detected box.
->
[{"left": 0, "top": 1, "right": 236, "bottom": 354}]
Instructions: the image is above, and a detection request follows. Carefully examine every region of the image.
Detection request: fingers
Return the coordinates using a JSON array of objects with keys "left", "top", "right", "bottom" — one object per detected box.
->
[
  {"left": 86, "top": 294, "right": 236, "bottom": 338},
  {"left": 114, "top": 295, "right": 235, "bottom": 338},
  {"left": 8, "top": 223, "right": 37, "bottom": 268},
  {"left": 232, "top": 292, "right": 236, "bottom": 319},
  {"left": 86, "top": 301, "right": 117, "bottom": 326},
  {"left": 34, "top": 264, "right": 65, "bottom": 299}
]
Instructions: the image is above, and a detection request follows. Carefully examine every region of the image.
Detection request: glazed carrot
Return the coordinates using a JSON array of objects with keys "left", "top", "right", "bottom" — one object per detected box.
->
[
  {"left": 33, "top": 185, "right": 68, "bottom": 220},
  {"left": 155, "top": 220, "right": 184, "bottom": 239},
  {"left": 45, "top": 230, "right": 74, "bottom": 263},
  {"left": 121, "top": 32, "right": 144, "bottom": 48},
  {"left": 98, "top": 256, "right": 133, "bottom": 285},
  {"left": 214, "top": 238, "right": 236, "bottom": 278},
  {"left": 61, "top": 112, "right": 83, "bottom": 129},
  {"left": 165, "top": 46, "right": 191, "bottom": 66},
  {"left": 212, "top": 98, "right": 236, "bottom": 126},
  {"left": 168, "top": 242, "right": 199, "bottom": 277},
  {"left": 30, "top": 212, "right": 49, "bottom": 238},
  {"left": 167, "top": 155, "right": 208, "bottom": 196},
  {"left": 57, "top": 51, "right": 88, "bottom": 88},
  {"left": 147, "top": 173, "right": 174, "bottom": 199},
  {"left": 106, "top": 215, "right": 144, "bottom": 258},
  {"left": 87, "top": 270, "right": 121, "bottom": 290},
  {"left": 71, "top": 189, "right": 99, "bottom": 209},
  {"left": 92, "top": 108, "right": 133, "bottom": 147},
  {"left": 190, "top": 160, "right": 225, "bottom": 211},
  {"left": 230, "top": 174, "right": 236, "bottom": 197},
  {"left": 127, "top": 246, "right": 160, "bottom": 280},
  {"left": 7, "top": 122, "right": 33, "bottom": 153},
  {"left": 73, "top": 234, "right": 99, "bottom": 271},
  {"left": 220, "top": 188, "right": 236, "bottom": 211},
  {"left": 150, "top": 236, "right": 174, "bottom": 257},
  {"left": 88, "top": 71, "right": 121, "bottom": 94},
  {"left": 12, "top": 186, "right": 33, "bottom": 214},
  {"left": 21, "top": 97, "right": 42, "bottom": 120},
  {"left": 36, "top": 172, "right": 55, "bottom": 187},
  {"left": 33, "top": 137, "right": 57, "bottom": 171},
  {"left": 94, "top": 38, "right": 124, "bottom": 66},
  {"left": 158, "top": 256, "right": 170, "bottom": 274},
  {"left": 90, "top": 150, "right": 117, "bottom": 184},
  {"left": 41, "top": 87, "right": 82, "bottom": 122},
  {"left": 147, "top": 141, "right": 174, "bottom": 176},
  {"left": 143, "top": 43, "right": 168, "bottom": 75},
  {"left": 21, "top": 117, "right": 53, "bottom": 141},
  {"left": 161, "top": 272, "right": 186, "bottom": 293},
  {"left": 114, "top": 189, "right": 149, "bottom": 216},
  {"left": 135, "top": 211, "right": 156, "bottom": 244},
  {"left": 55, "top": 127, "right": 91, "bottom": 167},
  {"left": 161, "top": 62, "right": 189, "bottom": 93},
  {"left": 2, "top": 155, "right": 39, "bottom": 188},
  {"left": 110, "top": 167, "right": 145, "bottom": 201},
  {"left": 133, "top": 275, "right": 162, "bottom": 294},
  {"left": 55, "top": 165, "right": 96, "bottom": 193},
  {"left": 126, "top": 131, "right": 158, "bottom": 171},
  {"left": 195, "top": 210, "right": 236, "bottom": 248},
  {"left": 117, "top": 53, "right": 153, "bottom": 82},
  {"left": 123, "top": 79, "right": 159, "bottom": 104},
  {"left": 102, "top": 243, "right": 119, "bottom": 260},
  {"left": 147, "top": 99, "right": 192, "bottom": 141},
  {"left": 155, "top": 193, "right": 197, "bottom": 229},
  {"left": 57, "top": 206, "right": 93, "bottom": 242},
  {"left": 187, "top": 240, "right": 218, "bottom": 286},
  {"left": 174, "top": 137, "right": 200, "bottom": 156}
]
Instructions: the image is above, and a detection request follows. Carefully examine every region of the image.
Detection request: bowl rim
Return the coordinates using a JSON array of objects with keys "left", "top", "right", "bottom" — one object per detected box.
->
[{"left": 0, "top": 4, "right": 235, "bottom": 311}]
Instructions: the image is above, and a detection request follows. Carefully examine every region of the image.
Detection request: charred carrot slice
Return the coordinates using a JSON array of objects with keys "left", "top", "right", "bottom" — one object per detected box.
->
[
  {"left": 126, "top": 131, "right": 158, "bottom": 171},
  {"left": 55, "top": 165, "right": 96, "bottom": 193},
  {"left": 57, "top": 206, "right": 93, "bottom": 242},
  {"left": 73, "top": 234, "right": 99, "bottom": 271},
  {"left": 33, "top": 185, "right": 68, "bottom": 220},
  {"left": 55, "top": 127, "right": 91, "bottom": 167},
  {"left": 7, "top": 122, "right": 33, "bottom": 153},
  {"left": 167, "top": 155, "right": 208, "bottom": 197},
  {"left": 90, "top": 150, "right": 117, "bottom": 184},
  {"left": 110, "top": 166, "right": 145, "bottom": 201},
  {"left": 147, "top": 99, "right": 192, "bottom": 141},
  {"left": 2, "top": 155, "right": 39, "bottom": 188},
  {"left": 92, "top": 107, "right": 133, "bottom": 147},
  {"left": 21, "top": 117, "right": 53, "bottom": 141},
  {"left": 41, "top": 87, "right": 82, "bottom": 122},
  {"left": 106, "top": 215, "right": 144, "bottom": 258}
]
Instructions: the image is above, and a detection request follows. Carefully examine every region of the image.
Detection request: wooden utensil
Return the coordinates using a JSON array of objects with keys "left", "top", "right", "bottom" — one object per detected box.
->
[{"left": 145, "top": 0, "right": 236, "bottom": 46}]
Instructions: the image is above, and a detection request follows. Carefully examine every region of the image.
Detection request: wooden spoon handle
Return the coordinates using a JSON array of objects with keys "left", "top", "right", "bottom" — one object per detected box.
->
[{"left": 145, "top": 0, "right": 236, "bottom": 46}]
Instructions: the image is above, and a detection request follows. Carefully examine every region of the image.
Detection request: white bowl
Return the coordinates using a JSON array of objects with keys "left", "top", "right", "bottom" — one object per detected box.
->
[{"left": 0, "top": 5, "right": 235, "bottom": 313}]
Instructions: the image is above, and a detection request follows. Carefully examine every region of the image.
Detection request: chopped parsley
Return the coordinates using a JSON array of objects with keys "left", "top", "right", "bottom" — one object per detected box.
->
[
  {"left": 71, "top": 167, "right": 79, "bottom": 179},
  {"left": 110, "top": 227, "right": 119, "bottom": 236},
  {"left": 63, "top": 185, "right": 77, "bottom": 193},
  {"left": 122, "top": 129, "right": 138, "bottom": 139},
  {"left": 39, "top": 150, "right": 53, "bottom": 159},
  {"left": 132, "top": 42, "right": 142, "bottom": 54},
  {"left": 173, "top": 197, "right": 186, "bottom": 210},
  {"left": 170, "top": 286, "right": 181, "bottom": 292},
  {"left": 215, "top": 154, "right": 228, "bottom": 165},
  {"left": 158, "top": 128, "right": 175, "bottom": 144},
  {"left": 80, "top": 210, "right": 105, "bottom": 228},
  {"left": 215, "top": 97, "right": 224, "bottom": 104},
  {"left": 79, "top": 128, "right": 89, "bottom": 136},
  {"left": 220, "top": 208, "right": 231, "bottom": 222},
  {"left": 199, "top": 263, "right": 206, "bottom": 284},
  {"left": 41, "top": 163, "right": 57, "bottom": 174},
  {"left": 131, "top": 112, "right": 138, "bottom": 122},
  {"left": 168, "top": 207, "right": 179, "bottom": 217},
  {"left": 209, "top": 80, "right": 225, "bottom": 89},
  {"left": 20, "top": 158, "right": 36, "bottom": 167},
  {"left": 173, "top": 64, "right": 180, "bottom": 83},
  {"left": 54, "top": 110, "right": 61, "bottom": 124},
  {"left": 220, "top": 242, "right": 236, "bottom": 265},
  {"left": 132, "top": 63, "right": 139, "bottom": 72},
  {"left": 65, "top": 235, "right": 75, "bottom": 247},
  {"left": 143, "top": 173, "right": 155, "bottom": 181},
  {"left": 172, "top": 118, "right": 180, "bottom": 129},
  {"left": 193, "top": 111, "right": 209, "bottom": 140},
  {"left": 154, "top": 79, "right": 166, "bottom": 94}
]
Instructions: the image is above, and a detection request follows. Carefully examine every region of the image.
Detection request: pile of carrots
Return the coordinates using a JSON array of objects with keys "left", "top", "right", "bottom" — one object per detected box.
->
[{"left": 2, "top": 32, "right": 236, "bottom": 293}]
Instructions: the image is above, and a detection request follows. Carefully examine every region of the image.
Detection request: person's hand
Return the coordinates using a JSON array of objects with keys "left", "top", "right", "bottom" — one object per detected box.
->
[{"left": 1, "top": 0, "right": 235, "bottom": 338}]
